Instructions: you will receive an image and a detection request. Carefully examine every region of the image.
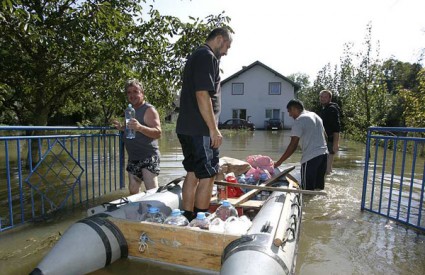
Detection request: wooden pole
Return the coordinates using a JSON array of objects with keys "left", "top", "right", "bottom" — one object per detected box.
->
[
  {"left": 231, "top": 166, "right": 295, "bottom": 206},
  {"left": 214, "top": 181, "right": 327, "bottom": 196}
]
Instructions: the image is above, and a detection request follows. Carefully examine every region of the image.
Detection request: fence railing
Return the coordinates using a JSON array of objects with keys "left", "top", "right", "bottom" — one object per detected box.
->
[
  {"left": 361, "top": 127, "right": 425, "bottom": 232},
  {"left": 0, "top": 126, "right": 125, "bottom": 232}
]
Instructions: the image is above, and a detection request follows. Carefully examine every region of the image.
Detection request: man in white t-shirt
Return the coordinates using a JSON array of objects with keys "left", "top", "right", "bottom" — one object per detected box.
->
[{"left": 274, "top": 99, "right": 328, "bottom": 190}]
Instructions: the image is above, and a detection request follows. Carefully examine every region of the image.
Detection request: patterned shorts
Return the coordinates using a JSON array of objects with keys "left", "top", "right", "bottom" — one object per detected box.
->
[{"left": 126, "top": 155, "right": 160, "bottom": 181}]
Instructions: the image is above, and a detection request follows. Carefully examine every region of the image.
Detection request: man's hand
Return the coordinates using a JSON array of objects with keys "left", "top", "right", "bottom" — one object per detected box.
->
[
  {"left": 274, "top": 160, "right": 282, "bottom": 168},
  {"left": 112, "top": 120, "right": 123, "bottom": 131},
  {"left": 127, "top": 118, "right": 141, "bottom": 132},
  {"left": 210, "top": 128, "right": 223, "bottom": 148}
]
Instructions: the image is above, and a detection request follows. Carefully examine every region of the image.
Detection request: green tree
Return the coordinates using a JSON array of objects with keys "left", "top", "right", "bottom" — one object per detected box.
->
[
  {"left": 400, "top": 69, "right": 425, "bottom": 128},
  {"left": 0, "top": 0, "right": 231, "bottom": 127},
  {"left": 343, "top": 23, "right": 391, "bottom": 139}
]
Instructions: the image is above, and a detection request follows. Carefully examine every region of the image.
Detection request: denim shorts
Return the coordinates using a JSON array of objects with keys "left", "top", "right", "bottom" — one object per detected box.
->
[
  {"left": 177, "top": 134, "right": 219, "bottom": 179},
  {"left": 126, "top": 155, "right": 160, "bottom": 180}
]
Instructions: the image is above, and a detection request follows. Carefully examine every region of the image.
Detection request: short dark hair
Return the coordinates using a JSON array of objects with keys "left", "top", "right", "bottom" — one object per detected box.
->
[
  {"left": 125, "top": 79, "right": 143, "bottom": 93},
  {"left": 287, "top": 99, "right": 304, "bottom": 111},
  {"left": 206, "top": 27, "right": 232, "bottom": 42}
]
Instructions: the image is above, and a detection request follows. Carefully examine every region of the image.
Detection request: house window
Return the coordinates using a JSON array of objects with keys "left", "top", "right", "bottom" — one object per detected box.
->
[
  {"left": 269, "top": 82, "right": 281, "bottom": 95},
  {"left": 233, "top": 109, "right": 247, "bottom": 120},
  {"left": 265, "top": 109, "right": 280, "bottom": 119},
  {"left": 232, "top": 83, "right": 244, "bottom": 95}
]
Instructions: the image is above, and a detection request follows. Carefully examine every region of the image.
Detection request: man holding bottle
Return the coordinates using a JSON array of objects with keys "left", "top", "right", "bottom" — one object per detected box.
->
[
  {"left": 113, "top": 79, "right": 162, "bottom": 194},
  {"left": 176, "top": 28, "right": 232, "bottom": 221}
]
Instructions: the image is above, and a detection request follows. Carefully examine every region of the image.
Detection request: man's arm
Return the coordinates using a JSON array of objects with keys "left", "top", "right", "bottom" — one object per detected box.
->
[
  {"left": 196, "top": 90, "right": 222, "bottom": 148},
  {"left": 274, "top": 136, "right": 300, "bottom": 168},
  {"left": 330, "top": 106, "right": 341, "bottom": 153}
]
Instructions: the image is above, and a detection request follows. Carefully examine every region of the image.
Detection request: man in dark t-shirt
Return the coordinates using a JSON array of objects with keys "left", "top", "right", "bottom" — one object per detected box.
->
[
  {"left": 176, "top": 28, "right": 232, "bottom": 221},
  {"left": 319, "top": 90, "right": 341, "bottom": 175}
]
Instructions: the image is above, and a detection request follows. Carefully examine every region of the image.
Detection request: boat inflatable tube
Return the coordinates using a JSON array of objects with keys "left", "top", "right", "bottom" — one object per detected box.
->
[
  {"left": 220, "top": 190, "right": 301, "bottom": 275},
  {"left": 30, "top": 215, "right": 127, "bottom": 275}
]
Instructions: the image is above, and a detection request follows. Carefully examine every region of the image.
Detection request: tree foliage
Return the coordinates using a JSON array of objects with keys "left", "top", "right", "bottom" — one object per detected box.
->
[
  {"left": 0, "top": 0, "right": 231, "bottom": 126},
  {"left": 306, "top": 23, "right": 423, "bottom": 141},
  {"left": 400, "top": 69, "right": 425, "bottom": 128}
]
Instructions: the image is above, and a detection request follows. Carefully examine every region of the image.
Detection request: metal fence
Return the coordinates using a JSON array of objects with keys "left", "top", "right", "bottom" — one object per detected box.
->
[
  {"left": 0, "top": 126, "right": 125, "bottom": 232},
  {"left": 361, "top": 127, "right": 425, "bottom": 232}
]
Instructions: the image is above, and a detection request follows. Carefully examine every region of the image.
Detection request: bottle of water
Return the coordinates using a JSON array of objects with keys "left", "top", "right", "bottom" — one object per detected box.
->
[
  {"left": 217, "top": 184, "right": 228, "bottom": 202},
  {"left": 237, "top": 174, "right": 246, "bottom": 184},
  {"left": 140, "top": 207, "right": 165, "bottom": 223},
  {"left": 164, "top": 209, "right": 189, "bottom": 226},
  {"left": 125, "top": 104, "right": 136, "bottom": 139},
  {"left": 259, "top": 172, "right": 268, "bottom": 183},
  {"left": 215, "top": 200, "right": 238, "bottom": 221},
  {"left": 189, "top": 212, "right": 210, "bottom": 230},
  {"left": 247, "top": 174, "right": 257, "bottom": 185},
  {"left": 238, "top": 174, "right": 249, "bottom": 193}
]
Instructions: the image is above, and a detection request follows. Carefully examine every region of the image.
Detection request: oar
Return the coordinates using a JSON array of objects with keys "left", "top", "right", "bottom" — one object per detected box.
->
[
  {"left": 229, "top": 166, "right": 295, "bottom": 206},
  {"left": 214, "top": 180, "right": 326, "bottom": 196}
]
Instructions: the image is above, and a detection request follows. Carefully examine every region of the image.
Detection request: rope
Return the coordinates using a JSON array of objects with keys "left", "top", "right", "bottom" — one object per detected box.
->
[{"left": 138, "top": 232, "right": 153, "bottom": 253}]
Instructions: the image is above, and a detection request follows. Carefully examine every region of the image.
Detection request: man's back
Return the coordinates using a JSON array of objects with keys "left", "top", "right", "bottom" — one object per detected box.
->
[{"left": 291, "top": 111, "right": 328, "bottom": 163}]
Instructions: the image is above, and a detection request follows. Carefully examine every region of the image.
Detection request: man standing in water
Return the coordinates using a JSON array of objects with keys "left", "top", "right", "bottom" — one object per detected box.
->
[
  {"left": 176, "top": 28, "right": 232, "bottom": 221},
  {"left": 113, "top": 79, "right": 162, "bottom": 194},
  {"left": 274, "top": 99, "right": 328, "bottom": 190},
  {"left": 319, "top": 89, "right": 341, "bottom": 175}
]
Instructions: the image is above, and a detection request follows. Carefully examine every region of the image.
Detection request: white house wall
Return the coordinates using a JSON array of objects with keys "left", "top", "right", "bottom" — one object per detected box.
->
[{"left": 220, "top": 65, "right": 296, "bottom": 129}]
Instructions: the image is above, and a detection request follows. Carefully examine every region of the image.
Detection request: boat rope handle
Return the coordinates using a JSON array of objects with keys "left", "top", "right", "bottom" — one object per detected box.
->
[
  {"left": 291, "top": 202, "right": 301, "bottom": 216},
  {"left": 279, "top": 213, "right": 298, "bottom": 247},
  {"left": 293, "top": 194, "right": 301, "bottom": 206},
  {"left": 138, "top": 232, "right": 153, "bottom": 253}
]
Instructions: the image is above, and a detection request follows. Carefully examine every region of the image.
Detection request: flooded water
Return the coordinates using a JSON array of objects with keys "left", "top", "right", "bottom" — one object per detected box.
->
[{"left": 1, "top": 129, "right": 424, "bottom": 275}]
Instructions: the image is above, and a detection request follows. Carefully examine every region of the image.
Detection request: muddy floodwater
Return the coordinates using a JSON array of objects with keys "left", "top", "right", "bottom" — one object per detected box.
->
[{"left": 1, "top": 130, "right": 424, "bottom": 275}]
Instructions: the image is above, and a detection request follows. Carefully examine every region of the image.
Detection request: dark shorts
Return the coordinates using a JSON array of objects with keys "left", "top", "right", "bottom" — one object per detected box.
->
[
  {"left": 301, "top": 154, "right": 328, "bottom": 190},
  {"left": 126, "top": 155, "right": 160, "bottom": 180},
  {"left": 177, "top": 134, "right": 219, "bottom": 179}
]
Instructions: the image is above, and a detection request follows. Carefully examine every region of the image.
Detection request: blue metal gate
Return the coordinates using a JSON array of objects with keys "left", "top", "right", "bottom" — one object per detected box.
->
[
  {"left": 0, "top": 126, "right": 125, "bottom": 232},
  {"left": 361, "top": 127, "right": 425, "bottom": 232}
]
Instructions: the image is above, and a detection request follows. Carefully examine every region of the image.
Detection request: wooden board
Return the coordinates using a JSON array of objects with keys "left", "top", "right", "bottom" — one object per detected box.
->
[
  {"left": 233, "top": 166, "right": 295, "bottom": 206},
  {"left": 210, "top": 197, "right": 264, "bottom": 208},
  {"left": 214, "top": 180, "right": 326, "bottom": 196},
  {"left": 110, "top": 217, "right": 240, "bottom": 271}
]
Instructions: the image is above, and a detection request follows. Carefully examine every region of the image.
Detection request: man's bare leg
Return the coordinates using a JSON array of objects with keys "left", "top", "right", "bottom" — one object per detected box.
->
[
  {"left": 194, "top": 177, "right": 214, "bottom": 210},
  {"left": 182, "top": 172, "right": 198, "bottom": 212},
  {"left": 326, "top": 153, "right": 335, "bottom": 175},
  {"left": 142, "top": 168, "right": 158, "bottom": 191},
  {"left": 128, "top": 173, "right": 142, "bottom": 195}
]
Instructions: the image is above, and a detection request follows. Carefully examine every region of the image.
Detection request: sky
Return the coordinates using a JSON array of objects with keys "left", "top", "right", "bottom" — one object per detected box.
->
[{"left": 147, "top": 0, "right": 425, "bottom": 80}]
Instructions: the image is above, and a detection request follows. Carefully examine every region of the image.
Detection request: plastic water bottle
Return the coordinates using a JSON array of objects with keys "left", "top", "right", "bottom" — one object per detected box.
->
[
  {"left": 224, "top": 215, "right": 252, "bottom": 235},
  {"left": 164, "top": 209, "right": 189, "bottom": 226},
  {"left": 237, "top": 174, "right": 246, "bottom": 184},
  {"left": 259, "top": 172, "right": 268, "bottom": 183},
  {"left": 215, "top": 200, "right": 238, "bottom": 221},
  {"left": 217, "top": 184, "right": 228, "bottom": 202},
  {"left": 125, "top": 104, "right": 136, "bottom": 139},
  {"left": 189, "top": 212, "right": 210, "bottom": 230},
  {"left": 247, "top": 174, "right": 257, "bottom": 185},
  {"left": 209, "top": 217, "right": 225, "bottom": 233},
  {"left": 238, "top": 174, "right": 249, "bottom": 193},
  {"left": 140, "top": 207, "right": 165, "bottom": 223}
]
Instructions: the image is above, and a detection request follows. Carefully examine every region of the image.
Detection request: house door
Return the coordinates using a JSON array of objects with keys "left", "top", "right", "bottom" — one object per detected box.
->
[{"left": 232, "top": 109, "right": 247, "bottom": 120}]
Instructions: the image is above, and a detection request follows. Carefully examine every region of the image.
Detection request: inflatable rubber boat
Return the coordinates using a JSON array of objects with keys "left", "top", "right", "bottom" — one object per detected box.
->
[{"left": 30, "top": 166, "right": 303, "bottom": 275}]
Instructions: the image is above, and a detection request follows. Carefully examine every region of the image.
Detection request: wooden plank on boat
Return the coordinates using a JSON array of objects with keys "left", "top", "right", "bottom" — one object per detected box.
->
[
  {"left": 214, "top": 181, "right": 327, "bottom": 196},
  {"left": 210, "top": 197, "right": 264, "bottom": 208},
  {"left": 233, "top": 166, "right": 295, "bottom": 206},
  {"left": 109, "top": 217, "right": 240, "bottom": 271}
]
